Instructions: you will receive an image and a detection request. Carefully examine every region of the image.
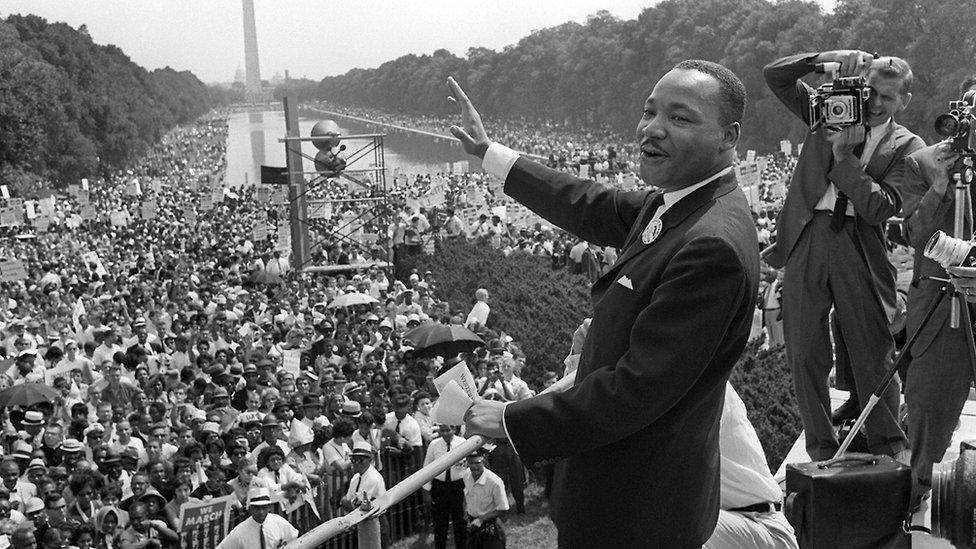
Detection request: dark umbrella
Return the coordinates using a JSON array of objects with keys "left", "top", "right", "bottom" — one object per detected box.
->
[
  {"left": 403, "top": 324, "right": 485, "bottom": 358},
  {"left": 0, "top": 383, "right": 59, "bottom": 408},
  {"left": 250, "top": 270, "right": 284, "bottom": 285}
]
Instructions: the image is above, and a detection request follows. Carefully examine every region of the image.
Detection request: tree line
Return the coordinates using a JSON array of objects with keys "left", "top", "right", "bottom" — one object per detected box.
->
[
  {"left": 314, "top": 0, "right": 976, "bottom": 153},
  {"left": 0, "top": 14, "right": 228, "bottom": 193}
]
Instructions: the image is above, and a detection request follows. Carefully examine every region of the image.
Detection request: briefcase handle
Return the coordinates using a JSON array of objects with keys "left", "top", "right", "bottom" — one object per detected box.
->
[{"left": 816, "top": 452, "right": 879, "bottom": 469}]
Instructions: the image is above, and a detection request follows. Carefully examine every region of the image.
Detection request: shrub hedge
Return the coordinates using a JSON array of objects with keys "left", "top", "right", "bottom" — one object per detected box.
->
[{"left": 399, "top": 239, "right": 801, "bottom": 469}]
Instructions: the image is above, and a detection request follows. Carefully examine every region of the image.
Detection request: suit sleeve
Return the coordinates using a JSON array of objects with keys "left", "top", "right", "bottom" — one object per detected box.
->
[
  {"left": 504, "top": 157, "right": 647, "bottom": 249},
  {"left": 828, "top": 134, "right": 925, "bottom": 225},
  {"left": 763, "top": 52, "right": 820, "bottom": 125},
  {"left": 503, "top": 235, "right": 750, "bottom": 463},
  {"left": 895, "top": 151, "right": 954, "bottom": 250}
]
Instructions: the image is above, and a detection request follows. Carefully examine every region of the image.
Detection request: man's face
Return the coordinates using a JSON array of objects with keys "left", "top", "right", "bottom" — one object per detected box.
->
[
  {"left": 351, "top": 454, "right": 371, "bottom": 476},
  {"left": 1, "top": 462, "right": 19, "bottom": 489},
  {"left": 129, "top": 506, "right": 148, "bottom": 533},
  {"left": 467, "top": 457, "right": 485, "bottom": 477},
  {"left": 636, "top": 68, "right": 733, "bottom": 189},
  {"left": 865, "top": 72, "right": 911, "bottom": 127},
  {"left": 250, "top": 504, "right": 269, "bottom": 524},
  {"left": 131, "top": 475, "right": 148, "bottom": 496},
  {"left": 43, "top": 427, "right": 62, "bottom": 448}
]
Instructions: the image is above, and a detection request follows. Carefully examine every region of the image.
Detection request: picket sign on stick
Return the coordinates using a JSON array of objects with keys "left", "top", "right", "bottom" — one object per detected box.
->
[{"left": 282, "top": 371, "right": 578, "bottom": 549}]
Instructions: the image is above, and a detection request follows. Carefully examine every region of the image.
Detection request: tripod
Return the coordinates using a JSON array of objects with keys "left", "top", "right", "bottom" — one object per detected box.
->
[{"left": 834, "top": 161, "right": 976, "bottom": 458}]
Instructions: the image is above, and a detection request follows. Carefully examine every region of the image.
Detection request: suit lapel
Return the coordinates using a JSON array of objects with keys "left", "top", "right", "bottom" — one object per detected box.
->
[
  {"left": 592, "top": 173, "right": 740, "bottom": 302},
  {"left": 866, "top": 123, "right": 898, "bottom": 178}
]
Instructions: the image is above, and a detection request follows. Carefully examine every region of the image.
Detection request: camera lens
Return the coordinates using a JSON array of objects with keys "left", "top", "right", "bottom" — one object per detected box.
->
[
  {"left": 931, "top": 440, "right": 976, "bottom": 548},
  {"left": 831, "top": 104, "right": 847, "bottom": 117},
  {"left": 935, "top": 113, "right": 961, "bottom": 138}
]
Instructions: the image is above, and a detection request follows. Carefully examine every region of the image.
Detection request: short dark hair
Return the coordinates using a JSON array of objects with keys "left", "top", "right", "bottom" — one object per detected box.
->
[{"left": 673, "top": 59, "right": 746, "bottom": 126}]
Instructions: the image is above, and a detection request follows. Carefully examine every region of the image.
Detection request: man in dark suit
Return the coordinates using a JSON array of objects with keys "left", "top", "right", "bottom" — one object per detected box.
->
[
  {"left": 763, "top": 50, "right": 923, "bottom": 461},
  {"left": 895, "top": 75, "right": 976, "bottom": 507},
  {"left": 452, "top": 59, "right": 759, "bottom": 548}
]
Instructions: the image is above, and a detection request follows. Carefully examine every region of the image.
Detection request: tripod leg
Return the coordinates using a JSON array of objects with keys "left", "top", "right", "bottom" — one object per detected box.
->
[
  {"left": 834, "top": 287, "right": 949, "bottom": 459},
  {"left": 954, "top": 293, "right": 976, "bottom": 393}
]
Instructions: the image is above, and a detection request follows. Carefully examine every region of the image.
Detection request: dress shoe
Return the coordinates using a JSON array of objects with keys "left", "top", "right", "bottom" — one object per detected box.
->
[{"left": 831, "top": 395, "right": 860, "bottom": 425}]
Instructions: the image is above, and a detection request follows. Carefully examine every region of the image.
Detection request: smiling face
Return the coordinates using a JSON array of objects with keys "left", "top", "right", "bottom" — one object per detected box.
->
[
  {"left": 864, "top": 72, "right": 911, "bottom": 127},
  {"left": 636, "top": 68, "right": 737, "bottom": 190}
]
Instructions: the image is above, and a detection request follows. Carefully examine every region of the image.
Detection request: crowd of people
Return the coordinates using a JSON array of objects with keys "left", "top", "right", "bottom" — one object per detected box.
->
[{"left": 0, "top": 109, "right": 555, "bottom": 549}]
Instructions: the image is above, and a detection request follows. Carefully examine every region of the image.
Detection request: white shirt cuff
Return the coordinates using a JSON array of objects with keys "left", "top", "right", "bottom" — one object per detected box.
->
[
  {"left": 482, "top": 142, "right": 520, "bottom": 181},
  {"left": 500, "top": 401, "right": 519, "bottom": 456}
]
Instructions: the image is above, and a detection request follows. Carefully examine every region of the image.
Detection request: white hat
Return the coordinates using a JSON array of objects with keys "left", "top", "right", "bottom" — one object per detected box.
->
[
  {"left": 247, "top": 487, "right": 275, "bottom": 507},
  {"left": 379, "top": 319, "right": 393, "bottom": 329},
  {"left": 351, "top": 441, "right": 373, "bottom": 458}
]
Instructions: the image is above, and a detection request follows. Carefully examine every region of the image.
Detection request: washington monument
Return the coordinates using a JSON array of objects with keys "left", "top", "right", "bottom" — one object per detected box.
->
[{"left": 242, "top": 0, "right": 262, "bottom": 99}]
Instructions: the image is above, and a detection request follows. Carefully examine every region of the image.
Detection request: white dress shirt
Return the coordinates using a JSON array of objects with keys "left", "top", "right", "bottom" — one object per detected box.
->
[
  {"left": 423, "top": 435, "right": 468, "bottom": 490},
  {"left": 217, "top": 514, "right": 298, "bottom": 549}
]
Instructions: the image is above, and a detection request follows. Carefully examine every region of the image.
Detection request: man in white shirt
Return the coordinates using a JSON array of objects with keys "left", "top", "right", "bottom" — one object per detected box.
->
[
  {"left": 218, "top": 487, "right": 298, "bottom": 549},
  {"left": 465, "top": 289, "right": 490, "bottom": 330},
  {"left": 341, "top": 442, "right": 386, "bottom": 549},
  {"left": 423, "top": 424, "right": 467, "bottom": 549},
  {"left": 383, "top": 394, "right": 423, "bottom": 451},
  {"left": 461, "top": 450, "right": 509, "bottom": 548},
  {"left": 704, "top": 383, "right": 798, "bottom": 549}
]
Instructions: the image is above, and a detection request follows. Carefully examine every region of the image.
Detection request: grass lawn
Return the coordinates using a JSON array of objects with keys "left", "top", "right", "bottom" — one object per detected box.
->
[{"left": 392, "top": 482, "right": 557, "bottom": 549}]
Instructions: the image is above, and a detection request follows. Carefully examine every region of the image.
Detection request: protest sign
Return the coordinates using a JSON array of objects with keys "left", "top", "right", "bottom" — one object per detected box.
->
[
  {"left": 80, "top": 178, "right": 89, "bottom": 191},
  {"left": 199, "top": 195, "right": 213, "bottom": 211},
  {"left": 0, "top": 186, "right": 8, "bottom": 200},
  {"left": 307, "top": 200, "right": 332, "bottom": 220},
  {"left": 282, "top": 349, "right": 301, "bottom": 375},
  {"left": 252, "top": 222, "right": 268, "bottom": 241},
  {"left": 736, "top": 162, "right": 761, "bottom": 188},
  {"left": 177, "top": 495, "right": 234, "bottom": 549},
  {"left": 0, "top": 259, "right": 28, "bottom": 282},
  {"left": 256, "top": 185, "right": 271, "bottom": 203},
  {"left": 126, "top": 179, "right": 141, "bottom": 197},
  {"left": 80, "top": 205, "right": 96, "bottom": 221},
  {"left": 34, "top": 216, "right": 50, "bottom": 233},
  {"left": 110, "top": 211, "right": 128, "bottom": 227},
  {"left": 0, "top": 207, "right": 21, "bottom": 227},
  {"left": 746, "top": 149, "right": 756, "bottom": 162},
  {"left": 780, "top": 140, "right": 792, "bottom": 156}
]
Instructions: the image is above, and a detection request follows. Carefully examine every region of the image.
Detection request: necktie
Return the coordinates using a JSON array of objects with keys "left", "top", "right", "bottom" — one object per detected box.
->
[
  {"left": 831, "top": 130, "right": 868, "bottom": 232},
  {"left": 259, "top": 522, "right": 266, "bottom": 549},
  {"left": 354, "top": 475, "right": 362, "bottom": 494},
  {"left": 445, "top": 439, "right": 452, "bottom": 482}
]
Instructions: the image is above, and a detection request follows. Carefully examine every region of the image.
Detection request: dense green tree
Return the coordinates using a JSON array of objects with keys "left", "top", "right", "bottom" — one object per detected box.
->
[
  {"left": 317, "top": 0, "right": 976, "bottom": 152},
  {"left": 0, "top": 13, "right": 226, "bottom": 192}
]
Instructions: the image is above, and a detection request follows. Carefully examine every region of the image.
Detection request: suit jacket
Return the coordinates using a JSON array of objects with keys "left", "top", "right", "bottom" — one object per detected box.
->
[
  {"left": 502, "top": 159, "right": 759, "bottom": 547},
  {"left": 762, "top": 53, "right": 925, "bottom": 323},
  {"left": 895, "top": 148, "right": 963, "bottom": 356}
]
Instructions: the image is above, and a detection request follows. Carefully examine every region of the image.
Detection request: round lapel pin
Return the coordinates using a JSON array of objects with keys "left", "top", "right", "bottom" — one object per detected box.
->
[{"left": 642, "top": 218, "right": 663, "bottom": 245}]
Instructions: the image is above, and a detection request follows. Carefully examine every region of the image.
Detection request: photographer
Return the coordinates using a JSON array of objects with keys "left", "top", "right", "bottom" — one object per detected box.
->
[
  {"left": 763, "top": 50, "right": 923, "bottom": 461},
  {"left": 895, "top": 74, "right": 976, "bottom": 510}
]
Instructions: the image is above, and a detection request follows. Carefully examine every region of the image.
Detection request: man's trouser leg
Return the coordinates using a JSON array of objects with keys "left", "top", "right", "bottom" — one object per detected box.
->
[
  {"left": 828, "top": 220, "right": 906, "bottom": 457},
  {"left": 448, "top": 480, "right": 467, "bottom": 548},
  {"left": 782, "top": 216, "right": 838, "bottom": 460},
  {"left": 432, "top": 480, "right": 450, "bottom": 549},
  {"left": 905, "top": 283, "right": 974, "bottom": 496}
]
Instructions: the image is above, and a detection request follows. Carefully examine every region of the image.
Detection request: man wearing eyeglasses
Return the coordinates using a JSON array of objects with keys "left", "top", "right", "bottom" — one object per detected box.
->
[{"left": 341, "top": 442, "right": 385, "bottom": 549}]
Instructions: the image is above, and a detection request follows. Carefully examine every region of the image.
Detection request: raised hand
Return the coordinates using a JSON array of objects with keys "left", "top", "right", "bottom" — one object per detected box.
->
[{"left": 447, "top": 76, "right": 491, "bottom": 159}]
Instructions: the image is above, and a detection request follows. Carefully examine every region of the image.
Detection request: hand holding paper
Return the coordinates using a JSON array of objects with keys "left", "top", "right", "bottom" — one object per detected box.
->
[{"left": 430, "top": 380, "right": 473, "bottom": 425}]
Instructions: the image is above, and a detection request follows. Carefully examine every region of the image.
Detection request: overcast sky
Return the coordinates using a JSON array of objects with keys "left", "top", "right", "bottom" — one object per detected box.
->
[{"left": 1, "top": 0, "right": 836, "bottom": 84}]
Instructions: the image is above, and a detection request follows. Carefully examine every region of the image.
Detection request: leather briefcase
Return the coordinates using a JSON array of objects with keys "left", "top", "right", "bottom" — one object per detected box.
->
[{"left": 785, "top": 453, "right": 912, "bottom": 549}]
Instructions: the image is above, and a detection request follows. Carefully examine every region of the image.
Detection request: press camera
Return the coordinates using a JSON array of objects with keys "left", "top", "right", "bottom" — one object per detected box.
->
[
  {"left": 934, "top": 90, "right": 976, "bottom": 156},
  {"left": 924, "top": 230, "right": 976, "bottom": 269},
  {"left": 807, "top": 61, "right": 870, "bottom": 131}
]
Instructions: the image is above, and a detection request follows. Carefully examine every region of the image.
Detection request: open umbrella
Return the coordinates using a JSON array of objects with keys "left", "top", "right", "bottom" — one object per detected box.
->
[
  {"left": 403, "top": 324, "right": 485, "bottom": 358},
  {"left": 328, "top": 293, "right": 378, "bottom": 309},
  {"left": 0, "top": 383, "right": 59, "bottom": 408},
  {"left": 250, "top": 270, "right": 284, "bottom": 285}
]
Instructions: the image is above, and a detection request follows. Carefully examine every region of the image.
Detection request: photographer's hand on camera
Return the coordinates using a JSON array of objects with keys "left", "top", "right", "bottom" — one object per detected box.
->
[
  {"left": 816, "top": 50, "right": 874, "bottom": 77},
  {"left": 825, "top": 124, "right": 866, "bottom": 162},
  {"left": 917, "top": 141, "right": 962, "bottom": 198}
]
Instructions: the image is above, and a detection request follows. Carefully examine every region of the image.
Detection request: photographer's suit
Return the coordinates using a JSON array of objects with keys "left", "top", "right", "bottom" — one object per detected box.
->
[
  {"left": 896, "top": 148, "right": 975, "bottom": 495},
  {"left": 500, "top": 158, "right": 759, "bottom": 548},
  {"left": 763, "top": 53, "right": 923, "bottom": 460}
]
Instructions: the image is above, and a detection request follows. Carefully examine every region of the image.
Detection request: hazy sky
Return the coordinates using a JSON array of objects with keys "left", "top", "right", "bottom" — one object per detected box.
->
[{"left": 1, "top": 0, "right": 836, "bottom": 84}]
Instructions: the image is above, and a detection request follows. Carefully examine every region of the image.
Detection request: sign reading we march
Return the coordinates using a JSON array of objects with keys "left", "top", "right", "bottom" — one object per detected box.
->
[{"left": 177, "top": 495, "right": 234, "bottom": 549}]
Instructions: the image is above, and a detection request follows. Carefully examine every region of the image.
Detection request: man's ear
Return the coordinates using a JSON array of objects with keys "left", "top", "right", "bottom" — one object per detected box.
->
[
  {"left": 721, "top": 122, "right": 741, "bottom": 151},
  {"left": 899, "top": 92, "right": 912, "bottom": 112}
]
